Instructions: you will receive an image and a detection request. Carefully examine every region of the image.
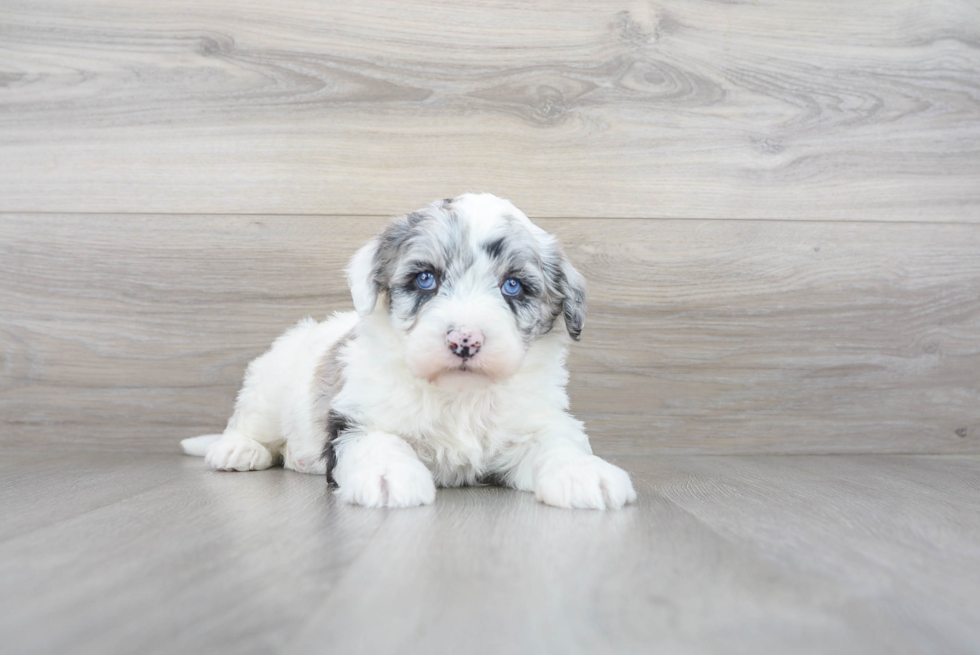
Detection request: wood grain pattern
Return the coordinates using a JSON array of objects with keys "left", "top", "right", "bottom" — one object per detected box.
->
[
  {"left": 1, "top": 0, "right": 979, "bottom": 219},
  {"left": 2, "top": 452, "right": 979, "bottom": 654},
  {"left": 291, "top": 454, "right": 980, "bottom": 654},
  {"left": 2, "top": 214, "right": 977, "bottom": 454},
  {"left": 0, "top": 452, "right": 184, "bottom": 541},
  {"left": 0, "top": 453, "right": 388, "bottom": 655}
]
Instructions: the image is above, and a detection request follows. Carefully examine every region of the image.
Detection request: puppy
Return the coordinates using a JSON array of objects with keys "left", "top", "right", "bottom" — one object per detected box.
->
[{"left": 181, "top": 193, "right": 636, "bottom": 509}]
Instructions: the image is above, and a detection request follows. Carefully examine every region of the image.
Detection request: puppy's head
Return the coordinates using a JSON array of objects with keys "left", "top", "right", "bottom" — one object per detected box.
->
[{"left": 347, "top": 193, "right": 586, "bottom": 391}]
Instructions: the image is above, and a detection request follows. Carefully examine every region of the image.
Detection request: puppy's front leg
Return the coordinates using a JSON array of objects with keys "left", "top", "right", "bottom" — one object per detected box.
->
[
  {"left": 332, "top": 431, "right": 436, "bottom": 508},
  {"left": 506, "top": 421, "right": 637, "bottom": 510}
]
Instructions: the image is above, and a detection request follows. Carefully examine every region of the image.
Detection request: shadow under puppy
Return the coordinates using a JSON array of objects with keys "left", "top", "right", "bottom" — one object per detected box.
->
[{"left": 181, "top": 193, "right": 636, "bottom": 510}]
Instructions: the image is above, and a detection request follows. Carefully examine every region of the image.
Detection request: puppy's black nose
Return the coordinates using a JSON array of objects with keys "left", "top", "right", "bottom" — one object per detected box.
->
[{"left": 446, "top": 328, "right": 483, "bottom": 359}]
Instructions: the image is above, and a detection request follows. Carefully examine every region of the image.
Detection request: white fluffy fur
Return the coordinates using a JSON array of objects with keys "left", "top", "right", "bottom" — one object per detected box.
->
[{"left": 181, "top": 193, "right": 636, "bottom": 510}]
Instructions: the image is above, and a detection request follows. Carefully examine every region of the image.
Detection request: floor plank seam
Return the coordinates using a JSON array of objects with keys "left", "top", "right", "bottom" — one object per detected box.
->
[
  {"left": 0, "top": 471, "right": 188, "bottom": 547},
  {"left": 283, "top": 505, "right": 394, "bottom": 642}
]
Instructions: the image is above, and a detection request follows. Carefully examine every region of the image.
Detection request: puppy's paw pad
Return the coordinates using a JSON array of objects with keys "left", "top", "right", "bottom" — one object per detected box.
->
[
  {"left": 205, "top": 439, "right": 274, "bottom": 472},
  {"left": 338, "top": 460, "right": 436, "bottom": 508},
  {"left": 536, "top": 456, "right": 637, "bottom": 510}
]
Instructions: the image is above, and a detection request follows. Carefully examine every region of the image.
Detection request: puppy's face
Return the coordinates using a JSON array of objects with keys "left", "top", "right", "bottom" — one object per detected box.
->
[{"left": 348, "top": 193, "right": 586, "bottom": 391}]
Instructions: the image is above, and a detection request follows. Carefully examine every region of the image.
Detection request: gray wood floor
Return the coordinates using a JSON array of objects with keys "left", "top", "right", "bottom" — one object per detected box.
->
[{"left": 2, "top": 451, "right": 978, "bottom": 654}]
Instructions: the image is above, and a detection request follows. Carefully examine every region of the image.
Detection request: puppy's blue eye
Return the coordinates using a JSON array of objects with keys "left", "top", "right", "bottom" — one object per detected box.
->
[
  {"left": 501, "top": 278, "right": 522, "bottom": 297},
  {"left": 416, "top": 271, "right": 437, "bottom": 290}
]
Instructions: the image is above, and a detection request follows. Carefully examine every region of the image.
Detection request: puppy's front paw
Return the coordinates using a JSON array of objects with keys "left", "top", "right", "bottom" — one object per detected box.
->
[
  {"left": 536, "top": 455, "right": 637, "bottom": 510},
  {"left": 337, "top": 459, "right": 436, "bottom": 508},
  {"left": 205, "top": 438, "right": 274, "bottom": 472},
  {"left": 284, "top": 443, "right": 327, "bottom": 475}
]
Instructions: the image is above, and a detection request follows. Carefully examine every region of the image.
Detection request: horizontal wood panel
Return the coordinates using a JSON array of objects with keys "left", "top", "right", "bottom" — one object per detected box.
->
[
  {"left": 1, "top": 214, "right": 978, "bottom": 454},
  {"left": 1, "top": 0, "right": 979, "bottom": 219}
]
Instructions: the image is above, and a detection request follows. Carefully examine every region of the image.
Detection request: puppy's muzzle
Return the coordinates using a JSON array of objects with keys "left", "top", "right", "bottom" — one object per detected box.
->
[{"left": 446, "top": 328, "right": 483, "bottom": 360}]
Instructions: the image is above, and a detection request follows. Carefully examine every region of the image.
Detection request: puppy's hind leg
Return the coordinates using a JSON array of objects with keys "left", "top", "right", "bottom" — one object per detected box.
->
[
  {"left": 203, "top": 401, "right": 279, "bottom": 472},
  {"left": 204, "top": 432, "right": 276, "bottom": 472}
]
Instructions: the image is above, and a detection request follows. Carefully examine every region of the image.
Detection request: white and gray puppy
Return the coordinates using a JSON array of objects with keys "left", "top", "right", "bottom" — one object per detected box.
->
[{"left": 181, "top": 193, "right": 636, "bottom": 509}]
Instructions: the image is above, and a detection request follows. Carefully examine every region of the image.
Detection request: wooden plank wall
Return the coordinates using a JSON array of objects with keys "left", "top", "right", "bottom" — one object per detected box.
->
[{"left": 1, "top": 0, "right": 978, "bottom": 453}]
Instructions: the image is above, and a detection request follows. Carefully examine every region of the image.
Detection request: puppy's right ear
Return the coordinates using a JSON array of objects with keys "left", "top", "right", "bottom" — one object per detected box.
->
[
  {"left": 346, "top": 238, "right": 380, "bottom": 316},
  {"left": 347, "top": 213, "right": 416, "bottom": 315}
]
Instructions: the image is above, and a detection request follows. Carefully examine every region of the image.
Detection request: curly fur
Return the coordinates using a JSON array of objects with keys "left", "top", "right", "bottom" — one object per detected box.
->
[{"left": 181, "top": 193, "right": 636, "bottom": 510}]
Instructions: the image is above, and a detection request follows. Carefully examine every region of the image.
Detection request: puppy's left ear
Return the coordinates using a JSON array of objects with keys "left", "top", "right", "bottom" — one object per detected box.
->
[
  {"left": 346, "top": 238, "right": 380, "bottom": 315},
  {"left": 554, "top": 247, "right": 587, "bottom": 340}
]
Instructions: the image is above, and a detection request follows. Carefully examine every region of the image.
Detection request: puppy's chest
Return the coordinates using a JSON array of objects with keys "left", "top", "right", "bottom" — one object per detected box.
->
[{"left": 374, "top": 393, "right": 514, "bottom": 460}]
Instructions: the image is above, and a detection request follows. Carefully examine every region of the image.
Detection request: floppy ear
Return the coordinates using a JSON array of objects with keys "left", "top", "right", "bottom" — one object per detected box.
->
[
  {"left": 347, "top": 214, "right": 417, "bottom": 315},
  {"left": 346, "top": 237, "right": 380, "bottom": 315},
  {"left": 558, "top": 253, "right": 587, "bottom": 340}
]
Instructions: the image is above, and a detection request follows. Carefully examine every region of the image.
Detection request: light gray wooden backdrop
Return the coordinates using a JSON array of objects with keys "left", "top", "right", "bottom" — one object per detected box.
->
[{"left": 1, "top": 0, "right": 978, "bottom": 453}]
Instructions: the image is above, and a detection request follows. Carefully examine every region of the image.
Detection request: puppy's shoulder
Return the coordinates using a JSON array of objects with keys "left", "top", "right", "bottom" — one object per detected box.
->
[{"left": 318, "top": 310, "right": 360, "bottom": 341}]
